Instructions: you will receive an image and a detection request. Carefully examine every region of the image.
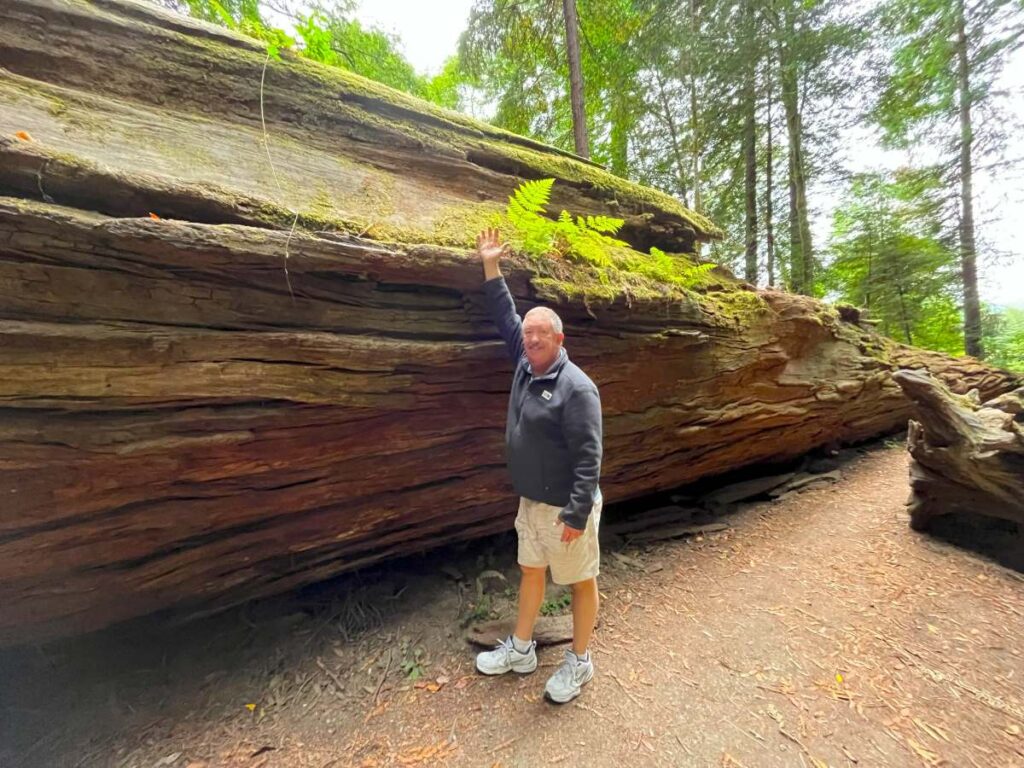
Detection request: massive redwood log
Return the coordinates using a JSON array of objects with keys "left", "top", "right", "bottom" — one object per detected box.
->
[
  {"left": 0, "top": 0, "right": 1018, "bottom": 646},
  {"left": 893, "top": 370, "right": 1024, "bottom": 532}
]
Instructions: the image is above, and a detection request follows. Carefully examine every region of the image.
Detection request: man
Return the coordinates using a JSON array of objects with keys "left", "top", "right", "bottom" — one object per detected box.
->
[{"left": 473, "top": 227, "right": 604, "bottom": 704}]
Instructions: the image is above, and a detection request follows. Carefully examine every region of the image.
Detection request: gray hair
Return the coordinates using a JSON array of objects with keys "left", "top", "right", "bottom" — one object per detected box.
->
[{"left": 525, "top": 306, "right": 563, "bottom": 334}]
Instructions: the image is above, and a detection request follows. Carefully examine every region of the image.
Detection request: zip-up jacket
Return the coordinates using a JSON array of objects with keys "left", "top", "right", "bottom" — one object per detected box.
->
[{"left": 483, "top": 276, "right": 603, "bottom": 530}]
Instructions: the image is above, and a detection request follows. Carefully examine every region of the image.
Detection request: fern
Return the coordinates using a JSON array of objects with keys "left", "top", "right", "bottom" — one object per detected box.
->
[
  {"left": 508, "top": 178, "right": 554, "bottom": 218},
  {"left": 584, "top": 215, "right": 623, "bottom": 235},
  {"left": 503, "top": 179, "right": 719, "bottom": 290},
  {"left": 506, "top": 178, "right": 556, "bottom": 257},
  {"left": 505, "top": 178, "right": 625, "bottom": 266}
]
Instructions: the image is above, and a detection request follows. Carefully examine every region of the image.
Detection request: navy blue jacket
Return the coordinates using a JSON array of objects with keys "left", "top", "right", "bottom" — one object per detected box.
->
[{"left": 483, "top": 276, "right": 603, "bottom": 529}]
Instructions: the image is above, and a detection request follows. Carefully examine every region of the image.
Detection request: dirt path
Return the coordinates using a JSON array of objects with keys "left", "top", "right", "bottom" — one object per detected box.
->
[{"left": 3, "top": 445, "right": 1024, "bottom": 768}]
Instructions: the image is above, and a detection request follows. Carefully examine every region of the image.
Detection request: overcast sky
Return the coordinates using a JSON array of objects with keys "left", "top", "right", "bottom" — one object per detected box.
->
[{"left": 353, "top": 0, "right": 1022, "bottom": 308}]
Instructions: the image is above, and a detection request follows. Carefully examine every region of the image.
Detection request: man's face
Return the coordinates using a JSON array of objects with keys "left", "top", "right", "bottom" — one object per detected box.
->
[{"left": 522, "top": 309, "right": 564, "bottom": 374}]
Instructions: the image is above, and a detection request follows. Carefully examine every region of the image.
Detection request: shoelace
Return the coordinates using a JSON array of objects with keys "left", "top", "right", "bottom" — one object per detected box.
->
[
  {"left": 552, "top": 650, "right": 580, "bottom": 685},
  {"left": 490, "top": 636, "right": 514, "bottom": 659}
]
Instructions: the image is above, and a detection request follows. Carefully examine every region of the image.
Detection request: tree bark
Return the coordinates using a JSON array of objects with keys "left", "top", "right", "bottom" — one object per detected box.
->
[
  {"left": 688, "top": 0, "right": 703, "bottom": 218},
  {"left": 562, "top": 0, "right": 590, "bottom": 159},
  {"left": 956, "top": 0, "right": 983, "bottom": 358},
  {"left": 764, "top": 57, "right": 776, "bottom": 287},
  {"left": 893, "top": 370, "right": 1023, "bottom": 531},
  {"left": 743, "top": 3, "right": 758, "bottom": 285},
  {"left": 779, "top": 6, "right": 814, "bottom": 295},
  {"left": 655, "top": 72, "right": 690, "bottom": 205},
  {"left": 0, "top": 0, "right": 1016, "bottom": 646}
]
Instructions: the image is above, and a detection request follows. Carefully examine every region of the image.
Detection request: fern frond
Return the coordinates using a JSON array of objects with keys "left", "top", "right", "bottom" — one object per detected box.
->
[
  {"left": 508, "top": 178, "right": 554, "bottom": 216},
  {"left": 585, "top": 215, "right": 624, "bottom": 235}
]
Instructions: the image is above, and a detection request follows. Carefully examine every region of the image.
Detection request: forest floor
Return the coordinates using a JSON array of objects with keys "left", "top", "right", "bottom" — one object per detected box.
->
[{"left": 3, "top": 441, "right": 1024, "bottom": 768}]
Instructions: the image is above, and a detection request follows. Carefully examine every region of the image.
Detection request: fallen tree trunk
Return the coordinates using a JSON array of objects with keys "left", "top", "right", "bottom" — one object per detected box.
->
[
  {"left": 0, "top": 0, "right": 1018, "bottom": 645},
  {"left": 893, "top": 370, "right": 1024, "bottom": 532}
]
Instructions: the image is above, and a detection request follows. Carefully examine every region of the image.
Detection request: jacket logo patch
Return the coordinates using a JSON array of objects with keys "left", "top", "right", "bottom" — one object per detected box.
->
[{"left": 541, "top": 390, "right": 553, "bottom": 401}]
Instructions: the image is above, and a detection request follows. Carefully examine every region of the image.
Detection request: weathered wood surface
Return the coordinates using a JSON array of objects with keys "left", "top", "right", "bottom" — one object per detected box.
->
[
  {"left": 893, "top": 370, "right": 1024, "bottom": 531},
  {"left": 0, "top": 0, "right": 1018, "bottom": 645}
]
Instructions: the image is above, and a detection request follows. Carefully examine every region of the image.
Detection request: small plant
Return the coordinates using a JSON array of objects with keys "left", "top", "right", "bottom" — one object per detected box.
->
[
  {"left": 539, "top": 591, "right": 572, "bottom": 616},
  {"left": 399, "top": 637, "right": 427, "bottom": 681},
  {"left": 460, "top": 593, "right": 494, "bottom": 628},
  {"left": 505, "top": 178, "right": 628, "bottom": 267},
  {"left": 642, "top": 247, "right": 717, "bottom": 288},
  {"left": 504, "top": 179, "right": 719, "bottom": 291}
]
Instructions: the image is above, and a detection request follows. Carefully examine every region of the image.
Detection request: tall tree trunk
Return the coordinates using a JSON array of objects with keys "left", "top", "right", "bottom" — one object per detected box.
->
[
  {"left": 743, "top": 93, "right": 757, "bottom": 284},
  {"left": 897, "top": 283, "right": 913, "bottom": 344},
  {"left": 778, "top": 5, "right": 811, "bottom": 294},
  {"left": 690, "top": 76, "right": 702, "bottom": 215},
  {"left": 955, "top": 0, "right": 983, "bottom": 358},
  {"left": 609, "top": 87, "right": 629, "bottom": 177},
  {"left": 779, "top": 8, "right": 813, "bottom": 295},
  {"left": 655, "top": 73, "right": 689, "bottom": 205},
  {"left": 743, "top": 1, "right": 758, "bottom": 285},
  {"left": 764, "top": 56, "right": 776, "bottom": 287},
  {"left": 562, "top": 0, "right": 589, "bottom": 159},
  {"left": 688, "top": 0, "right": 702, "bottom": 217}
]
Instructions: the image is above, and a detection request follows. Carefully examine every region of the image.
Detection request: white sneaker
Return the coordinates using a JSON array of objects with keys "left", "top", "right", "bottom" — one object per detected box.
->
[
  {"left": 544, "top": 649, "right": 594, "bottom": 703},
  {"left": 475, "top": 636, "right": 537, "bottom": 675}
]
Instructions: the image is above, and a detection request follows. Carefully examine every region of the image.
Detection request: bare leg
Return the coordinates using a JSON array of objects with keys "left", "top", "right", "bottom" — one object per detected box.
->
[
  {"left": 570, "top": 577, "right": 599, "bottom": 655},
  {"left": 513, "top": 565, "right": 547, "bottom": 641}
]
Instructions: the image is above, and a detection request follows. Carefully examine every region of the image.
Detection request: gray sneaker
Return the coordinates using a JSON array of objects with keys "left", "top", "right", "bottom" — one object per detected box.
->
[
  {"left": 475, "top": 636, "right": 538, "bottom": 675},
  {"left": 544, "top": 649, "right": 594, "bottom": 703}
]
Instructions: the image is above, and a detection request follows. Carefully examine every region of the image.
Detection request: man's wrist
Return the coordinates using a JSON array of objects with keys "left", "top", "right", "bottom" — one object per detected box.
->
[
  {"left": 559, "top": 508, "right": 586, "bottom": 531},
  {"left": 482, "top": 260, "right": 502, "bottom": 281}
]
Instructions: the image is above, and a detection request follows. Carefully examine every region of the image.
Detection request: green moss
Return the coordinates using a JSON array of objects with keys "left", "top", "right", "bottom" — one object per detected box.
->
[
  {"left": 430, "top": 202, "right": 503, "bottom": 247},
  {"left": 306, "top": 187, "right": 336, "bottom": 220},
  {"left": 181, "top": 31, "right": 721, "bottom": 242},
  {"left": 466, "top": 140, "right": 722, "bottom": 238},
  {"left": 692, "top": 287, "right": 770, "bottom": 331},
  {"left": 0, "top": 78, "right": 69, "bottom": 116}
]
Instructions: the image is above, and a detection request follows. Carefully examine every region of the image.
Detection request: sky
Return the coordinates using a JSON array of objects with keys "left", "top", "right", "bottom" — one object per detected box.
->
[{"left": 353, "top": 0, "right": 1023, "bottom": 307}]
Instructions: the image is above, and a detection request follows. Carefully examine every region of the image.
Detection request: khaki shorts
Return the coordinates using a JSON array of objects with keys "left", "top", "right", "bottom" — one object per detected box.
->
[{"left": 514, "top": 493, "right": 602, "bottom": 585}]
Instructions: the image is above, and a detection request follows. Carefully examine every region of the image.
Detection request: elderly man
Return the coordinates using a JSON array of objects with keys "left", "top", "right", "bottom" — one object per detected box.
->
[{"left": 472, "top": 228, "right": 604, "bottom": 704}]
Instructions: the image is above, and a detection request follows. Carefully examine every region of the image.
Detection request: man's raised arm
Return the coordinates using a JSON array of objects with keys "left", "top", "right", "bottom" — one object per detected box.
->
[{"left": 476, "top": 228, "right": 525, "bottom": 364}]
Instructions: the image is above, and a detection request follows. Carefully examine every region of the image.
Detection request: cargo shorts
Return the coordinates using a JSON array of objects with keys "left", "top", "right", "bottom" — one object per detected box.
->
[{"left": 514, "top": 491, "right": 602, "bottom": 585}]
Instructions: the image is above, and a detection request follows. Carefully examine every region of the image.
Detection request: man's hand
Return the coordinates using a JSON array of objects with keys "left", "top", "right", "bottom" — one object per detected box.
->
[
  {"left": 554, "top": 519, "right": 584, "bottom": 544},
  {"left": 476, "top": 227, "right": 508, "bottom": 281}
]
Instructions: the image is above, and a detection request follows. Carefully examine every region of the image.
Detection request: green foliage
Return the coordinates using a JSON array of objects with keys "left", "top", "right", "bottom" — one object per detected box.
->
[
  {"left": 504, "top": 178, "right": 627, "bottom": 267},
  {"left": 459, "top": 593, "right": 494, "bottom": 627},
  {"left": 180, "top": 0, "right": 292, "bottom": 56},
  {"left": 505, "top": 177, "right": 556, "bottom": 255},
  {"left": 628, "top": 247, "right": 717, "bottom": 288},
  {"left": 540, "top": 590, "right": 571, "bottom": 616},
  {"left": 822, "top": 169, "right": 964, "bottom": 353},
  {"left": 873, "top": 0, "right": 1021, "bottom": 150},
  {"left": 984, "top": 307, "right": 1024, "bottom": 372},
  {"left": 504, "top": 179, "right": 719, "bottom": 290},
  {"left": 460, "top": 0, "right": 869, "bottom": 296},
  {"left": 170, "top": 1, "right": 464, "bottom": 107},
  {"left": 398, "top": 637, "right": 427, "bottom": 681}
]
